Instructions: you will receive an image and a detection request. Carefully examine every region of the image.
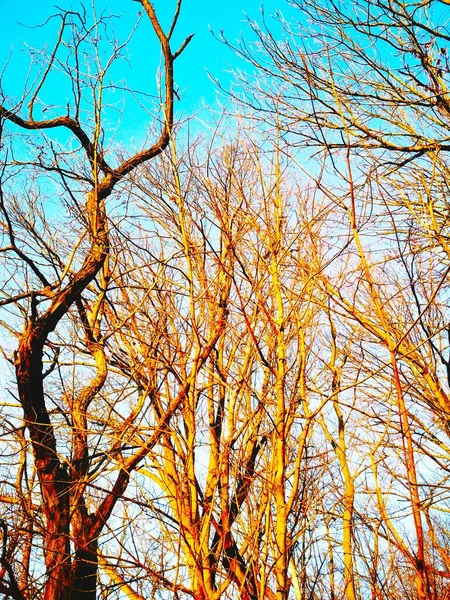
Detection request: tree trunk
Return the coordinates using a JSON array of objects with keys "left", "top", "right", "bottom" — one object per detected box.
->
[
  {"left": 70, "top": 542, "right": 99, "bottom": 600},
  {"left": 15, "top": 328, "right": 72, "bottom": 600}
]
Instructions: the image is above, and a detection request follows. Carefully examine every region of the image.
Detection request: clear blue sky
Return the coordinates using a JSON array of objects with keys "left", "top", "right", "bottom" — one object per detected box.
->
[{"left": 0, "top": 0, "right": 293, "bottom": 135}]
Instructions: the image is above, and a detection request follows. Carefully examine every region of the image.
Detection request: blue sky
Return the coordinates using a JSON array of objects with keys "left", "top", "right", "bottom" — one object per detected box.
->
[{"left": 0, "top": 0, "right": 291, "bottom": 132}]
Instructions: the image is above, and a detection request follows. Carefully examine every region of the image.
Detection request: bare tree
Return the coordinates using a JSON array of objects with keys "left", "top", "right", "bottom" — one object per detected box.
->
[
  {"left": 0, "top": 1, "right": 192, "bottom": 598},
  {"left": 93, "top": 132, "right": 338, "bottom": 600},
  {"left": 220, "top": 2, "right": 450, "bottom": 598},
  {"left": 4, "top": 1, "right": 450, "bottom": 599}
]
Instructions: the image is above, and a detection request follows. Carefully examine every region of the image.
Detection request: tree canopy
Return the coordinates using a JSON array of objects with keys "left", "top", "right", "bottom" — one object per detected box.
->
[{"left": 1, "top": 1, "right": 450, "bottom": 600}]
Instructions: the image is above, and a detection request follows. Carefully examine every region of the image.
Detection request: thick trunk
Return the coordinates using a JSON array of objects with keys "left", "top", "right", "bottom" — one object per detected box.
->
[
  {"left": 41, "top": 465, "right": 71, "bottom": 600},
  {"left": 70, "top": 543, "right": 99, "bottom": 600},
  {"left": 14, "top": 192, "right": 109, "bottom": 599},
  {"left": 16, "top": 331, "right": 72, "bottom": 600}
]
